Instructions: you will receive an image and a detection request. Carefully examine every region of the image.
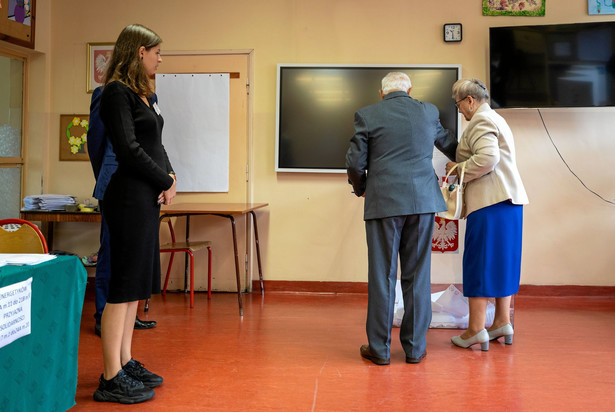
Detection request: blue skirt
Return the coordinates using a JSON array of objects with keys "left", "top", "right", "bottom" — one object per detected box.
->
[{"left": 463, "top": 201, "right": 523, "bottom": 298}]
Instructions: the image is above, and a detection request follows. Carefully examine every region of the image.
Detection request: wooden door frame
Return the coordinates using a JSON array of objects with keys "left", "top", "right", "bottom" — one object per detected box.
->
[{"left": 160, "top": 49, "right": 258, "bottom": 291}]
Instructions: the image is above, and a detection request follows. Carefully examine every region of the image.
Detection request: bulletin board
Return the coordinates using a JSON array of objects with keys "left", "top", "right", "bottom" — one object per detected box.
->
[{"left": 155, "top": 73, "right": 230, "bottom": 192}]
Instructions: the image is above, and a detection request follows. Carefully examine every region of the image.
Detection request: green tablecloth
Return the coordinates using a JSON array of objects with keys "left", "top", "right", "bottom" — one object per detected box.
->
[{"left": 0, "top": 255, "right": 87, "bottom": 412}]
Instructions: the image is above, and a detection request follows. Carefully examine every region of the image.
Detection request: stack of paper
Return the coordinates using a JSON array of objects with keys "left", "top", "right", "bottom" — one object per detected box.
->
[
  {"left": 0, "top": 253, "right": 56, "bottom": 267},
  {"left": 23, "top": 194, "right": 76, "bottom": 211}
]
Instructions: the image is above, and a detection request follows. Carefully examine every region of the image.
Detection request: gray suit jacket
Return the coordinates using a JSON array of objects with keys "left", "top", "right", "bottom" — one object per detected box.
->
[{"left": 346, "top": 91, "right": 457, "bottom": 220}]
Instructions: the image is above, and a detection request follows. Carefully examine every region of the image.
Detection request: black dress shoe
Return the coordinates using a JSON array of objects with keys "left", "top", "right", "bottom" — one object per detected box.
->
[
  {"left": 360, "top": 345, "right": 390, "bottom": 365},
  {"left": 406, "top": 351, "right": 427, "bottom": 364},
  {"left": 134, "top": 317, "right": 157, "bottom": 330},
  {"left": 94, "top": 321, "right": 101, "bottom": 337}
]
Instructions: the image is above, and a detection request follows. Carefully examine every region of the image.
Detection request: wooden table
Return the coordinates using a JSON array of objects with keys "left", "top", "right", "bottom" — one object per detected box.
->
[
  {"left": 160, "top": 203, "right": 268, "bottom": 316},
  {"left": 21, "top": 203, "right": 268, "bottom": 315},
  {"left": 20, "top": 210, "right": 101, "bottom": 251}
]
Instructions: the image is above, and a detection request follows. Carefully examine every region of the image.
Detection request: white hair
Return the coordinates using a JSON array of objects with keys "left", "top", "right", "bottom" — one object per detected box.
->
[
  {"left": 452, "top": 78, "right": 490, "bottom": 102},
  {"left": 381, "top": 72, "right": 412, "bottom": 94}
]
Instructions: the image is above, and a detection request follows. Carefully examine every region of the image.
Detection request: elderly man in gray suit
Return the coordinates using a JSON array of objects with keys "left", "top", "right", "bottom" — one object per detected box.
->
[{"left": 346, "top": 72, "right": 457, "bottom": 365}]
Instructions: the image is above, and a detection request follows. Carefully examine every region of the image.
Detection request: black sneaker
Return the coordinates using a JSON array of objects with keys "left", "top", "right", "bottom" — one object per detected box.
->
[
  {"left": 93, "top": 369, "right": 155, "bottom": 404},
  {"left": 123, "top": 358, "right": 163, "bottom": 388}
]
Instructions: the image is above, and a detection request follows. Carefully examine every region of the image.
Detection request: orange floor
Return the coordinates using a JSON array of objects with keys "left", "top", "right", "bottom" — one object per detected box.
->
[{"left": 72, "top": 287, "right": 615, "bottom": 411}]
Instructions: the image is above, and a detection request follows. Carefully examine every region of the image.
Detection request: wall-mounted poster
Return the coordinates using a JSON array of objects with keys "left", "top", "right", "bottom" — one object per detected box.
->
[
  {"left": 87, "top": 42, "right": 114, "bottom": 93},
  {"left": 483, "top": 0, "right": 545, "bottom": 16},
  {"left": 59, "top": 115, "right": 89, "bottom": 161},
  {"left": 588, "top": 0, "right": 615, "bottom": 14},
  {"left": 0, "top": 0, "right": 36, "bottom": 48}
]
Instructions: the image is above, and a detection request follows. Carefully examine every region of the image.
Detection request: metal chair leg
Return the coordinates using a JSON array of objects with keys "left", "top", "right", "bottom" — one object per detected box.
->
[{"left": 207, "top": 246, "right": 212, "bottom": 299}]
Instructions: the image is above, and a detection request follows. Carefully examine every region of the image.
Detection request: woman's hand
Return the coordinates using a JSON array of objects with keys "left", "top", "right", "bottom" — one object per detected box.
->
[
  {"left": 445, "top": 161, "right": 458, "bottom": 174},
  {"left": 162, "top": 175, "right": 177, "bottom": 205}
]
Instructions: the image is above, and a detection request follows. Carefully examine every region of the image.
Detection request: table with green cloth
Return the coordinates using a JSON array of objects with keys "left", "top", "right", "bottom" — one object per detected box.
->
[{"left": 0, "top": 255, "right": 87, "bottom": 412}]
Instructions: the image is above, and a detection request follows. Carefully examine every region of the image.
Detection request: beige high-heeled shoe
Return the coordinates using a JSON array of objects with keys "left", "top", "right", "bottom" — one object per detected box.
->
[
  {"left": 488, "top": 323, "right": 514, "bottom": 344},
  {"left": 451, "top": 329, "right": 489, "bottom": 351}
]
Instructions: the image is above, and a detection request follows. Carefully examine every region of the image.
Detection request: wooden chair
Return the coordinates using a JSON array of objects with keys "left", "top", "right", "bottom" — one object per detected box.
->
[
  {"left": 159, "top": 216, "right": 212, "bottom": 308},
  {"left": 0, "top": 218, "right": 49, "bottom": 254}
]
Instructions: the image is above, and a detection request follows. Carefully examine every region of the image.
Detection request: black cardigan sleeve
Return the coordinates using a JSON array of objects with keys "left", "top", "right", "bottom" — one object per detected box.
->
[{"left": 100, "top": 82, "right": 174, "bottom": 191}]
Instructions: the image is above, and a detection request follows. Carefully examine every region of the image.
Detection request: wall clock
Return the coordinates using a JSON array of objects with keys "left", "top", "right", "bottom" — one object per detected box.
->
[{"left": 444, "top": 23, "right": 462, "bottom": 42}]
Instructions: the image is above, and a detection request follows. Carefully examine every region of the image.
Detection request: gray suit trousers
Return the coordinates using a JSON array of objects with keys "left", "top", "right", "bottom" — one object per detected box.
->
[{"left": 365, "top": 213, "right": 434, "bottom": 359}]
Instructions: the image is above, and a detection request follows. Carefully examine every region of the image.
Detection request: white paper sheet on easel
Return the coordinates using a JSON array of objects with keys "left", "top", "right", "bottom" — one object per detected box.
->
[{"left": 156, "top": 73, "right": 230, "bottom": 192}]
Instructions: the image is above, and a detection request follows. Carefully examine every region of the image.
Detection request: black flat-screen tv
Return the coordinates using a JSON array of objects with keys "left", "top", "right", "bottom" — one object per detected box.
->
[
  {"left": 490, "top": 22, "right": 615, "bottom": 108},
  {"left": 275, "top": 64, "right": 461, "bottom": 173}
]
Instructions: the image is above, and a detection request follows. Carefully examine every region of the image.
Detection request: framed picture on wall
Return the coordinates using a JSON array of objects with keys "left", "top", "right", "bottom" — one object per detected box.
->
[
  {"left": 0, "top": 0, "right": 36, "bottom": 49},
  {"left": 483, "top": 0, "right": 545, "bottom": 16},
  {"left": 59, "top": 114, "right": 89, "bottom": 161},
  {"left": 86, "top": 42, "right": 114, "bottom": 93},
  {"left": 588, "top": 0, "right": 615, "bottom": 14}
]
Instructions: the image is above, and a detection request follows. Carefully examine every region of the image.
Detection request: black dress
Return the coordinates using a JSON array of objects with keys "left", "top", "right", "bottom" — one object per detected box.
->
[{"left": 100, "top": 81, "right": 175, "bottom": 303}]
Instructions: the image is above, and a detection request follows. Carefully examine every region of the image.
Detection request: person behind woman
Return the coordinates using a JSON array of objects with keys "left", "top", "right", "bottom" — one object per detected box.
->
[
  {"left": 447, "top": 78, "right": 528, "bottom": 351},
  {"left": 93, "top": 24, "right": 176, "bottom": 404}
]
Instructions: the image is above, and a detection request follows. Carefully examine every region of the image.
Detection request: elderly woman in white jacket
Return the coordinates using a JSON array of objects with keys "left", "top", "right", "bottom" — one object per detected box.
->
[{"left": 447, "top": 78, "right": 529, "bottom": 351}]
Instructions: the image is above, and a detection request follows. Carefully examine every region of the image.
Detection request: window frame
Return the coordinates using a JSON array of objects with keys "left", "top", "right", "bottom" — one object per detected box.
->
[{"left": 0, "top": 48, "right": 27, "bottom": 218}]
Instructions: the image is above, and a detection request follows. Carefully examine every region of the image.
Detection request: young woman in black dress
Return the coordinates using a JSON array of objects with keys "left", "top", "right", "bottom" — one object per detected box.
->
[{"left": 94, "top": 24, "right": 176, "bottom": 404}]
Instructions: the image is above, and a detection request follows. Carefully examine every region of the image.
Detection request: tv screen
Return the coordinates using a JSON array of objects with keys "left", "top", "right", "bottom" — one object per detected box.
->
[
  {"left": 490, "top": 22, "right": 615, "bottom": 108},
  {"left": 275, "top": 65, "right": 461, "bottom": 173}
]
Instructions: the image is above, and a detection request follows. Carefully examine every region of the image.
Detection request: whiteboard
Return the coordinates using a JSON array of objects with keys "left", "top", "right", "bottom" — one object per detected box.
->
[{"left": 155, "top": 73, "right": 230, "bottom": 192}]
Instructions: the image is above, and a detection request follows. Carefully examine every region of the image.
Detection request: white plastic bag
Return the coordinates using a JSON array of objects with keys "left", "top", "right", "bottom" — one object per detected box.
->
[{"left": 393, "top": 282, "right": 494, "bottom": 329}]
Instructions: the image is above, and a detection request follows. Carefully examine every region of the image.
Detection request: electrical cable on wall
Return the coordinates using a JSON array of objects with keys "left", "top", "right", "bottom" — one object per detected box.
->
[{"left": 537, "top": 108, "right": 615, "bottom": 206}]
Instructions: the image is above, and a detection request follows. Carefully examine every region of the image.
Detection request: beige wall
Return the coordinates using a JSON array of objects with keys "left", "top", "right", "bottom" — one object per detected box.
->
[{"left": 6, "top": 0, "right": 615, "bottom": 286}]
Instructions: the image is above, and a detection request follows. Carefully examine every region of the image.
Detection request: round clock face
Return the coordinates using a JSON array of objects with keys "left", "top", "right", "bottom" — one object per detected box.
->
[{"left": 444, "top": 24, "right": 462, "bottom": 42}]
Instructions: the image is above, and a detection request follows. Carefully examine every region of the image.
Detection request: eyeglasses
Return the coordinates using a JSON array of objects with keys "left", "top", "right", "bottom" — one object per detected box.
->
[{"left": 455, "top": 96, "right": 468, "bottom": 109}]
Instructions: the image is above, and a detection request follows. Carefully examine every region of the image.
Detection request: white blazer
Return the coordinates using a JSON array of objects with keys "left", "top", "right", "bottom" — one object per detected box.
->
[{"left": 456, "top": 103, "right": 529, "bottom": 217}]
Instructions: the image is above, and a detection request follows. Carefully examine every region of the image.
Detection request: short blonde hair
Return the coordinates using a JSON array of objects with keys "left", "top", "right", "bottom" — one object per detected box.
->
[
  {"left": 452, "top": 78, "right": 490, "bottom": 102},
  {"left": 381, "top": 72, "right": 412, "bottom": 94}
]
